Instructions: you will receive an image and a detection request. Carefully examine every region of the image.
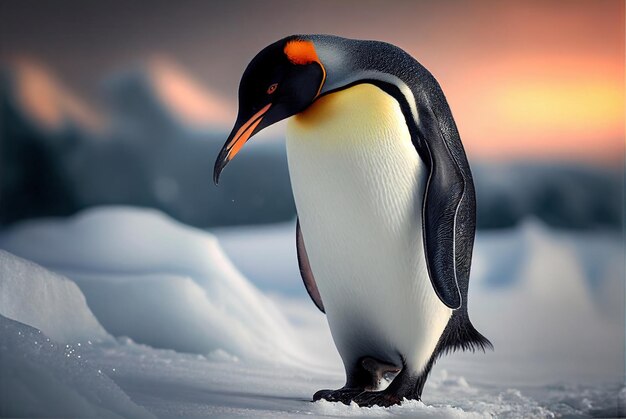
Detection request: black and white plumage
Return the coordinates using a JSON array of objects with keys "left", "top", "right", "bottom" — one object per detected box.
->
[{"left": 214, "top": 34, "right": 491, "bottom": 407}]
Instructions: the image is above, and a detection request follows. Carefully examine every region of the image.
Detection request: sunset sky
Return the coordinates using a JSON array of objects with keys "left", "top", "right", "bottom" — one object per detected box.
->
[{"left": 1, "top": 0, "right": 623, "bottom": 163}]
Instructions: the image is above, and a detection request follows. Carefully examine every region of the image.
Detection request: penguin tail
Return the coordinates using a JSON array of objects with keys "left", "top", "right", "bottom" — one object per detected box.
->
[
  {"left": 460, "top": 321, "right": 493, "bottom": 353},
  {"left": 437, "top": 314, "right": 493, "bottom": 356}
]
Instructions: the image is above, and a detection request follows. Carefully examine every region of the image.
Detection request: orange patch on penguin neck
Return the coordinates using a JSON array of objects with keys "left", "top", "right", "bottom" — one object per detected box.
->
[{"left": 284, "top": 40, "right": 320, "bottom": 65}]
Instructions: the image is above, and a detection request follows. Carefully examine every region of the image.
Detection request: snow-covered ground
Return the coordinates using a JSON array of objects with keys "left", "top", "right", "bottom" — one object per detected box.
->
[{"left": 0, "top": 206, "right": 623, "bottom": 418}]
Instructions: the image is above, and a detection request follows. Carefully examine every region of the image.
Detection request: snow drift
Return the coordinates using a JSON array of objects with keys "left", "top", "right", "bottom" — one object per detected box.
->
[
  {"left": 0, "top": 206, "right": 304, "bottom": 363},
  {"left": 442, "top": 219, "right": 624, "bottom": 387},
  {"left": 0, "top": 315, "right": 154, "bottom": 418},
  {"left": 0, "top": 250, "right": 111, "bottom": 344}
]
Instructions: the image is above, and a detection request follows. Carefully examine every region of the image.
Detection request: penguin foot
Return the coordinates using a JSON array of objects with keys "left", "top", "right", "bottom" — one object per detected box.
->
[
  {"left": 313, "top": 388, "right": 363, "bottom": 404},
  {"left": 352, "top": 390, "right": 405, "bottom": 407}
]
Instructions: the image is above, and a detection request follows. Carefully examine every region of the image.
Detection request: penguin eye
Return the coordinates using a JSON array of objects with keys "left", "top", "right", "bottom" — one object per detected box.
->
[{"left": 267, "top": 83, "right": 278, "bottom": 94}]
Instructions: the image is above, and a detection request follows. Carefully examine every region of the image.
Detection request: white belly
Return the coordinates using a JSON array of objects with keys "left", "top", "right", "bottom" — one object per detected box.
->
[{"left": 286, "top": 84, "right": 451, "bottom": 373}]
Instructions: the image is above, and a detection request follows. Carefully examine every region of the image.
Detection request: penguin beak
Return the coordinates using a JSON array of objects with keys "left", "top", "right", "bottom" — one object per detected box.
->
[{"left": 213, "top": 103, "right": 272, "bottom": 185}]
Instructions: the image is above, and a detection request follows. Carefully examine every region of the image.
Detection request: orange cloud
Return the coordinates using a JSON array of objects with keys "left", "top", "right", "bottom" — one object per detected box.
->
[{"left": 446, "top": 54, "right": 624, "bottom": 162}]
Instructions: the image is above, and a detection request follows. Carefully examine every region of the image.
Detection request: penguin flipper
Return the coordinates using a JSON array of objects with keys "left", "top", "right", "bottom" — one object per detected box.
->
[
  {"left": 296, "top": 218, "right": 325, "bottom": 313},
  {"left": 417, "top": 108, "right": 466, "bottom": 310}
]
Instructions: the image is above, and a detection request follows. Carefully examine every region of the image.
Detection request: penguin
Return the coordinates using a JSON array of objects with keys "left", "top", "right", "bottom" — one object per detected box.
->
[{"left": 214, "top": 35, "right": 492, "bottom": 407}]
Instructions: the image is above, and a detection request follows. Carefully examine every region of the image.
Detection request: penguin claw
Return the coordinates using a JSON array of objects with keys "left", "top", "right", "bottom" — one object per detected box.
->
[
  {"left": 312, "top": 389, "right": 333, "bottom": 401},
  {"left": 313, "top": 388, "right": 363, "bottom": 404},
  {"left": 352, "top": 390, "right": 404, "bottom": 407}
]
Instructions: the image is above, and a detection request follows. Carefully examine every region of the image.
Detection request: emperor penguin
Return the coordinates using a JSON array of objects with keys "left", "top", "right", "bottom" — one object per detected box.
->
[{"left": 214, "top": 35, "right": 492, "bottom": 407}]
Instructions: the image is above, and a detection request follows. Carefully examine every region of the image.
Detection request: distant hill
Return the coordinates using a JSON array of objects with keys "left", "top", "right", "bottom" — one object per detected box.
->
[
  {"left": 0, "top": 59, "right": 622, "bottom": 231},
  {"left": 472, "top": 163, "right": 622, "bottom": 230},
  {"left": 4, "top": 59, "right": 102, "bottom": 132},
  {"left": 0, "top": 58, "right": 295, "bottom": 227},
  {"left": 0, "top": 60, "right": 98, "bottom": 224},
  {"left": 104, "top": 57, "right": 234, "bottom": 136}
]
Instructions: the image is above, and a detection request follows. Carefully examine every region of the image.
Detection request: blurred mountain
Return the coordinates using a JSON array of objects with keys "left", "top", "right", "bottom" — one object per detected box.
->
[
  {"left": 105, "top": 57, "right": 234, "bottom": 136},
  {"left": 0, "top": 60, "right": 102, "bottom": 224},
  {"left": 3, "top": 59, "right": 103, "bottom": 133},
  {"left": 473, "top": 163, "right": 622, "bottom": 230},
  {"left": 0, "top": 57, "right": 295, "bottom": 227},
  {"left": 0, "top": 58, "right": 622, "bottom": 231}
]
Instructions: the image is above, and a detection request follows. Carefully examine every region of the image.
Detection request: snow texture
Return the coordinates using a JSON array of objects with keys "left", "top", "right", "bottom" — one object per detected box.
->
[
  {"left": 0, "top": 207, "right": 305, "bottom": 364},
  {"left": 0, "top": 314, "right": 154, "bottom": 418},
  {"left": 0, "top": 250, "right": 111, "bottom": 344},
  {"left": 0, "top": 206, "right": 623, "bottom": 418}
]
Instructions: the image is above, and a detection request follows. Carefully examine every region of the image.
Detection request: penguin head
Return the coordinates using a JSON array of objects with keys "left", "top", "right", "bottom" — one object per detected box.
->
[{"left": 214, "top": 37, "right": 326, "bottom": 184}]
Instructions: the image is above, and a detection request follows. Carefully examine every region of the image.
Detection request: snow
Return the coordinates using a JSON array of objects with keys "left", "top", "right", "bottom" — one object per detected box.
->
[
  {"left": 211, "top": 220, "right": 303, "bottom": 296},
  {"left": 0, "top": 250, "right": 111, "bottom": 344},
  {"left": 459, "top": 220, "right": 624, "bottom": 385},
  {"left": 0, "top": 315, "right": 153, "bottom": 418},
  {"left": 0, "top": 207, "right": 305, "bottom": 364},
  {"left": 0, "top": 206, "right": 623, "bottom": 417}
]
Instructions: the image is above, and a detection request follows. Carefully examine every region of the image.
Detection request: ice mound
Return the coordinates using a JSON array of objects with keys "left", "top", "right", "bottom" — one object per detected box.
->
[
  {"left": 0, "top": 314, "right": 154, "bottom": 418},
  {"left": 0, "top": 250, "right": 111, "bottom": 344},
  {"left": 450, "top": 219, "right": 624, "bottom": 385},
  {"left": 0, "top": 206, "right": 303, "bottom": 363}
]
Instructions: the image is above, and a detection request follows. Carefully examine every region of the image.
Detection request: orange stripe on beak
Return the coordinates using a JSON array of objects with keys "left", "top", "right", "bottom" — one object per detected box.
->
[
  {"left": 214, "top": 103, "right": 272, "bottom": 185},
  {"left": 226, "top": 103, "right": 272, "bottom": 151},
  {"left": 227, "top": 116, "right": 264, "bottom": 161}
]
